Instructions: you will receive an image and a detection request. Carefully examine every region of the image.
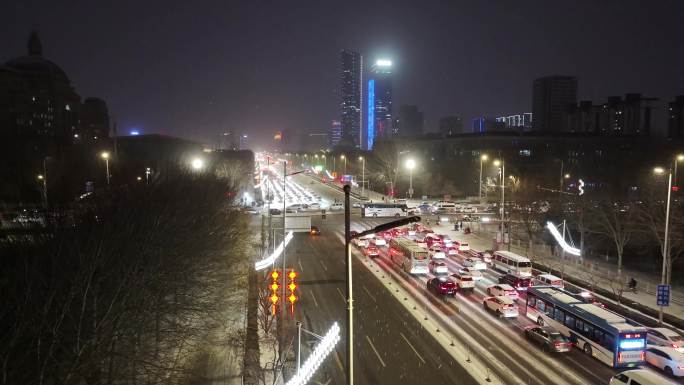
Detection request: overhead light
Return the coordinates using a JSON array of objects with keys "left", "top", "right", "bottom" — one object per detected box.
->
[{"left": 376, "top": 59, "right": 392, "bottom": 67}]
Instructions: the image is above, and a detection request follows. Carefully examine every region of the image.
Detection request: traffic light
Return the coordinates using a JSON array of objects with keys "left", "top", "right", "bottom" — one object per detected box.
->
[
  {"left": 287, "top": 270, "right": 297, "bottom": 314},
  {"left": 269, "top": 270, "right": 280, "bottom": 315}
]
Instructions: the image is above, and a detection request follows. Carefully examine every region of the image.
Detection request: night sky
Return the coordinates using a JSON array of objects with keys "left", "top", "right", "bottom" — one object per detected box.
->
[{"left": 3, "top": 0, "right": 684, "bottom": 147}]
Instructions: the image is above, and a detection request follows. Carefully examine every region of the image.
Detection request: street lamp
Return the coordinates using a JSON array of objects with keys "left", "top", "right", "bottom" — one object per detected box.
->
[
  {"left": 479, "top": 154, "right": 488, "bottom": 200},
  {"left": 358, "top": 156, "right": 365, "bottom": 197},
  {"left": 145, "top": 167, "right": 151, "bottom": 184},
  {"left": 37, "top": 174, "right": 47, "bottom": 208},
  {"left": 493, "top": 158, "right": 505, "bottom": 245},
  {"left": 405, "top": 158, "right": 416, "bottom": 199},
  {"left": 653, "top": 166, "right": 672, "bottom": 325},
  {"left": 341, "top": 155, "right": 347, "bottom": 175},
  {"left": 101, "top": 151, "right": 110, "bottom": 186},
  {"left": 191, "top": 157, "right": 204, "bottom": 171}
]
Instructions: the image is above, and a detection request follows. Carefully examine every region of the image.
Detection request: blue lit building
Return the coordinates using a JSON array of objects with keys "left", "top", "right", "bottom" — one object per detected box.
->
[{"left": 366, "top": 59, "right": 393, "bottom": 150}]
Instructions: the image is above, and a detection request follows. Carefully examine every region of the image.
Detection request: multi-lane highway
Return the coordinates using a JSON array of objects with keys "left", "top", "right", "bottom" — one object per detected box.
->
[{"left": 263, "top": 170, "right": 682, "bottom": 385}]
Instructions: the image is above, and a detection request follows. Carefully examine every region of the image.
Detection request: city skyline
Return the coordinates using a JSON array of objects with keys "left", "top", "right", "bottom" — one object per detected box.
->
[{"left": 3, "top": 1, "right": 684, "bottom": 148}]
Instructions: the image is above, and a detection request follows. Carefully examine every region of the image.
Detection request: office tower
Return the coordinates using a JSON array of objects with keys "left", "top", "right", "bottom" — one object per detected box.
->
[
  {"left": 532, "top": 76, "right": 577, "bottom": 132},
  {"left": 340, "top": 50, "right": 362, "bottom": 147},
  {"left": 668, "top": 96, "right": 684, "bottom": 139},
  {"left": 495, "top": 113, "right": 533, "bottom": 130},
  {"left": 367, "top": 59, "right": 393, "bottom": 149},
  {"left": 439, "top": 116, "right": 463, "bottom": 137},
  {"left": 395, "top": 105, "right": 423, "bottom": 138},
  {"left": 79, "top": 97, "right": 110, "bottom": 141},
  {"left": 329, "top": 120, "right": 342, "bottom": 147}
]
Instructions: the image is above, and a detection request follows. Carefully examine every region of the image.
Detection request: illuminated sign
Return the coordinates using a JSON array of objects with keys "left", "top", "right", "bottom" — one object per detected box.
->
[
  {"left": 619, "top": 339, "right": 645, "bottom": 350},
  {"left": 368, "top": 79, "right": 375, "bottom": 150},
  {"left": 546, "top": 221, "right": 581, "bottom": 256},
  {"left": 376, "top": 59, "right": 392, "bottom": 67},
  {"left": 578, "top": 179, "right": 585, "bottom": 195}
]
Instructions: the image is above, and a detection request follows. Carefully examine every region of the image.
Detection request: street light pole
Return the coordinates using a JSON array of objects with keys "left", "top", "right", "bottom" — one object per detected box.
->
[
  {"left": 479, "top": 154, "right": 487, "bottom": 201},
  {"left": 281, "top": 161, "right": 287, "bottom": 322},
  {"left": 660, "top": 170, "right": 672, "bottom": 325},
  {"left": 101, "top": 152, "right": 110, "bottom": 186},
  {"left": 359, "top": 156, "right": 365, "bottom": 197},
  {"left": 343, "top": 185, "right": 353, "bottom": 385}
]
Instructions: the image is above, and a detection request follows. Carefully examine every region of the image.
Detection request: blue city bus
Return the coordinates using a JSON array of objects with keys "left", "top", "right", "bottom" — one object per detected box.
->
[{"left": 526, "top": 286, "right": 647, "bottom": 368}]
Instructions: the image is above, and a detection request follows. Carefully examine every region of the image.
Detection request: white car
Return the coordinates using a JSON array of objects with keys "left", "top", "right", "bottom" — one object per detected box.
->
[
  {"left": 352, "top": 237, "right": 369, "bottom": 247},
  {"left": 486, "top": 284, "right": 519, "bottom": 300},
  {"left": 463, "top": 257, "right": 487, "bottom": 270},
  {"left": 455, "top": 242, "right": 470, "bottom": 251},
  {"left": 645, "top": 345, "right": 684, "bottom": 377},
  {"left": 352, "top": 202, "right": 362, "bottom": 208},
  {"left": 429, "top": 261, "right": 449, "bottom": 275},
  {"left": 371, "top": 237, "right": 387, "bottom": 247},
  {"left": 451, "top": 272, "right": 475, "bottom": 291},
  {"left": 429, "top": 246, "right": 446, "bottom": 260},
  {"left": 446, "top": 246, "right": 458, "bottom": 256},
  {"left": 329, "top": 202, "right": 344, "bottom": 211},
  {"left": 459, "top": 267, "right": 483, "bottom": 280},
  {"left": 648, "top": 327, "right": 684, "bottom": 349},
  {"left": 483, "top": 296, "right": 518, "bottom": 318},
  {"left": 478, "top": 251, "right": 493, "bottom": 265}
]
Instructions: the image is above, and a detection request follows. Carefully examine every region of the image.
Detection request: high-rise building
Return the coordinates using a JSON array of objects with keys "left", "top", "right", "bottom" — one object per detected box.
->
[
  {"left": 439, "top": 116, "right": 463, "bottom": 137},
  {"left": 564, "top": 94, "right": 657, "bottom": 136},
  {"left": 532, "top": 76, "right": 577, "bottom": 132},
  {"left": 395, "top": 105, "right": 423, "bottom": 138},
  {"left": 564, "top": 101, "right": 602, "bottom": 133},
  {"left": 78, "top": 97, "right": 110, "bottom": 141},
  {"left": 239, "top": 133, "right": 248, "bottom": 150},
  {"left": 367, "top": 59, "right": 393, "bottom": 149},
  {"left": 329, "top": 120, "right": 342, "bottom": 147},
  {"left": 472, "top": 117, "right": 505, "bottom": 133},
  {"left": 340, "top": 50, "right": 362, "bottom": 148},
  {"left": 495, "top": 113, "right": 532, "bottom": 130},
  {"left": 668, "top": 96, "right": 684, "bottom": 139}
]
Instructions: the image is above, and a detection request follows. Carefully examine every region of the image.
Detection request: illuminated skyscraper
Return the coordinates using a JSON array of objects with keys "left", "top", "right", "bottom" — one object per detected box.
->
[
  {"left": 367, "top": 59, "right": 393, "bottom": 149},
  {"left": 340, "top": 50, "right": 362, "bottom": 147},
  {"left": 329, "top": 120, "right": 342, "bottom": 147}
]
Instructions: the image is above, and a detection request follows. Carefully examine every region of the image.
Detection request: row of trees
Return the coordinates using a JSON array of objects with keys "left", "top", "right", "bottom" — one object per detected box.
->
[
  {"left": 0, "top": 163, "right": 252, "bottom": 385},
  {"left": 507, "top": 179, "right": 684, "bottom": 284}
]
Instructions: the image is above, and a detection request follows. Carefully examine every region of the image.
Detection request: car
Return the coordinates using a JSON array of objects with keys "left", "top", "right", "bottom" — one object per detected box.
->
[
  {"left": 498, "top": 273, "right": 531, "bottom": 290},
  {"left": 477, "top": 250, "right": 493, "bottom": 265},
  {"left": 429, "top": 245, "right": 446, "bottom": 259},
  {"left": 288, "top": 204, "right": 307, "bottom": 212},
  {"left": 446, "top": 245, "right": 459, "bottom": 256},
  {"left": 451, "top": 272, "right": 475, "bottom": 292},
  {"left": 645, "top": 346, "right": 684, "bottom": 377},
  {"left": 352, "top": 202, "right": 362, "bottom": 208},
  {"left": 427, "top": 277, "right": 457, "bottom": 296},
  {"left": 269, "top": 208, "right": 282, "bottom": 215},
  {"left": 609, "top": 369, "right": 679, "bottom": 385},
  {"left": 429, "top": 261, "right": 449, "bottom": 275},
  {"left": 363, "top": 245, "right": 380, "bottom": 257},
  {"left": 483, "top": 296, "right": 518, "bottom": 318},
  {"left": 437, "top": 234, "right": 453, "bottom": 246},
  {"left": 523, "top": 326, "right": 572, "bottom": 353},
  {"left": 309, "top": 226, "right": 320, "bottom": 236},
  {"left": 371, "top": 237, "right": 387, "bottom": 247},
  {"left": 463, "top": 257, "right": 487, "bottom": 270},
  {"left": 648, "top": 327, "right": 684, "bottom": 349},
  {"left": 352, "top": 236, "right": 369, "bottom": 247},
  {"left": 417, "top": 204, "right": 432, "bottom": 213},
  {"left": 487, "top": 284, "right": 519, "bottom": 300},
  {"left": 425, "top": 235, "right": 442, "bottom": 248},
  {"left": 307, "top": 202, "right": 321, "bottom": 211},
  {"left": 459, "top": 267, "right": 483, "bottom": 280},
  {"left": 329, "top": 202, "right": 344, "bottom": 211},
  {"left": 454, "top": 241, "right": 470, "bottom": 251}
]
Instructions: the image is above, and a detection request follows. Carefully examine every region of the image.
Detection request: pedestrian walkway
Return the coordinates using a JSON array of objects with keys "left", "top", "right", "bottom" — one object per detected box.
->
[{"left": 422, "top": 217, "right": 684, "bottom": 325}]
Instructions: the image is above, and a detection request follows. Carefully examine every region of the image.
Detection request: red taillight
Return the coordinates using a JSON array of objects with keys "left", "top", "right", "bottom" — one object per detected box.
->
[
  {"left": 554, "top": 342, "right": 561, "bottom": 348},
  {"left": 618, "top": 352, "right": 622, "bottom": 363}
]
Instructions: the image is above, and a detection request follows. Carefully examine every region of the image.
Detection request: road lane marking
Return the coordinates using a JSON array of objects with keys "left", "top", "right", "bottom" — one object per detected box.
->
[
  {"left": 319, "top": 260, "right": 328, "bottom": 271},
  {"left": 335, "top": 351, "right": 344, "bottom": 371},
  {"left": 362, "top": 284, "right": 377, "bottom": 303},
  {"left": 336, "top": 287, "right": 346, "bottom": 303},
  {"left": 399, "top": 332, "right": 426, "bottom": 365},
  {"left": 298, "top": 259, "right": 304, "bottom": 272},
  {"left": 309, "top": 291, "right": 319, "bottom": 307},
  {"left": 365, "top": 335, "right": 386, "bottom": 368}
]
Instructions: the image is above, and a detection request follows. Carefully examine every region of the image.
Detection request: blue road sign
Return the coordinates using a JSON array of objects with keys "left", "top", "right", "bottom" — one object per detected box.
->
[{"left": 657, "top": 284, "right": 670, "bottom": 307}]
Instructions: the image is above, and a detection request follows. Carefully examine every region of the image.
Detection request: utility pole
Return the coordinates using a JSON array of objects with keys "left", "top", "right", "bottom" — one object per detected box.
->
[
  {"left": 343, "top": 185, "right": 353, "bottom": 385},
  {"left": 561, "top": 219, "right": 567, "bottom": 260},
  {"left": 659, "top": 171, "right": 672, "bottom": 325}
]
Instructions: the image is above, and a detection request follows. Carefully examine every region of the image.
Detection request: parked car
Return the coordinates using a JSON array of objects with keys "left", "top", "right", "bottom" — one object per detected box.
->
[
  {"left": 645, "top": 345, "right": 684, "bottom": 377},
  {"left": 524, "top": 326, "right": 573, "bottom": 353},
  {"left": 648, "top": 327, "right": 684, "bottom": 349},
  {"left": 427, "top": 277, "right": 457, "bottom": 296},
  {"left": 483, "top": 296, "right": 518, "bottom": 318}
]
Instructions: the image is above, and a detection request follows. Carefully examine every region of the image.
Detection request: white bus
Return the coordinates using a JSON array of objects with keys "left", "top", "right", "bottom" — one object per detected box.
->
[
  {"left": 388, "top": 237, "right": 429, "bottom": 274},
  {"left": 492, "top": 250, "right": 532, "bottom": 276},
  {"left": 362, "top": 203, "right": 408, "bottom": 218},
  {"left": 527, "top": 286, "right": 647, "bottom": 368}
]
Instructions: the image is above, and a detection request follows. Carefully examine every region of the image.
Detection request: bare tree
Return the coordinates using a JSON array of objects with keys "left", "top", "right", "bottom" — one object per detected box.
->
[{"left": 589, "top": 202, "right": 636, "bottom": 277}]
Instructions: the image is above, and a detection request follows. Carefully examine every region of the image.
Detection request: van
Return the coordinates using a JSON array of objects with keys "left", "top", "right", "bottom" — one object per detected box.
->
[
  {"left": 432, "top": 201, "right": 456, "bottom": 212},
  {"left": 533, "top": 274, "right": 564, "bottom": 288},
  {"left": 609, "top": 369, "right": 678, "bottom": 385}
]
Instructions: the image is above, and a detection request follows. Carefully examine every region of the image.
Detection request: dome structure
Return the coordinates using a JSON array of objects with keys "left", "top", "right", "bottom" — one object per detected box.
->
[{"left": 5, "top": 31, "right": 70, "bottom": 83}]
